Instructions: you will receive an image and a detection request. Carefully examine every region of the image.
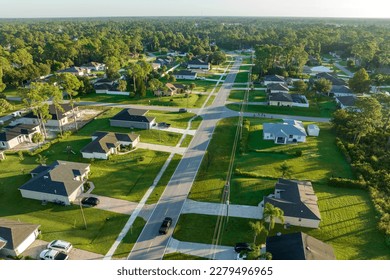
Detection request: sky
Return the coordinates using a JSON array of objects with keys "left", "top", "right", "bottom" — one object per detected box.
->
[{"left": 1, "top": 0, "right": 390, "bottom": 19}]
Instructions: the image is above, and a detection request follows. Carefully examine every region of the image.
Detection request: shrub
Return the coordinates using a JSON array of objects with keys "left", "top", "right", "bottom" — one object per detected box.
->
[
  {"left": 328, "top": 177, "right": 367, "bottom": 190},
  {"left": 295, "top": 150, "right": 303, "bottom": 157}
]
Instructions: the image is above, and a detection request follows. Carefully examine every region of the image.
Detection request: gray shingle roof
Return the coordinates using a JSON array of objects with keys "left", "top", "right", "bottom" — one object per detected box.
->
[
  {"left": 267, "top": 83, "right": 289, "bottom": 91},
  {"left": 263, "top": 121, "right": 307, "bottom": 137},
  {"left": 81, "top": 131, "right": 140, "bottom": 154},
  {"left": 264, "top": 179, "right": 321, "bottom": 221},
  {"left": 336, "top": 95, "right": 357, "bottom": 107},
  {"left": 264, "top": 75, "right": 285, "bottom": 82},
  {"left": 110, "top": 109, "right": 155, "bottom": 124},
  {"left": 269, "top": 92, "right": 293, "bottom": 102},
  {"left": 0, "top": 219, "right": 40, "bottom": 250},
  {"left": 266, "top": 232, "right": 336, "bottom": 260},
  {"left": 174, "top": 70, "right": 197, "bottom": 76},
  {"left": 331, "top": 85, "right": 352, "bottom": 94},
  {"left": 19, "top": 161, "right": 90, "bottom": 197},
  {"left": 188, "top": 58, "right": 209, "bottom": 65},
  {"left": 316, "top": 72, "right": 346, "bottom": 86},
  {"left": 23, "top": 104, "right": 74, "bottom": 120}
]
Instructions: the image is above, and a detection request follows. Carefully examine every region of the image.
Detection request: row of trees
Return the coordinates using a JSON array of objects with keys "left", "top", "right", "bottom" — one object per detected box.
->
[{"left": 331, "top": 94, "right": 390, "bottom": 244}]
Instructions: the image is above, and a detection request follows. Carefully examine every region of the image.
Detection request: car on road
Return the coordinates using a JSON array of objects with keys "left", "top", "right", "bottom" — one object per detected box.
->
[
  {"left": 39, "top": 249, "right": 69, "bottom": 260},
  {"left": 47, "top": 240, "right": 73, "bottom": 253},
  {"left": 159, "top": 217, "right": 173, "bottom": 234},
  {"left": 179, "top": 108, "right": 187, "bottom": 113},
  {"left": 81, "top": 197, "right": 100, "bottom": 206},
  {"left": 234, "top": 242, "right": 252, "bottom": 253}
]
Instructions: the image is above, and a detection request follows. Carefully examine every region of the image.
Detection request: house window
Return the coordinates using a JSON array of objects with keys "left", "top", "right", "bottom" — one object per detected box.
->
[{"left": 289, "top": 135, "right": 293, "bottom": 138}]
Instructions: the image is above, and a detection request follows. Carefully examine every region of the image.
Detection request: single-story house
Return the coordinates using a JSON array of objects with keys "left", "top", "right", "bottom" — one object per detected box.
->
[
  {"left": 81, "top": 131, "right": 140, "bottom": 160},
  {"left": 0, "top": 124, "right": 41, "bottom": 150},
  {"left": 262, "top": 179, "right": 321, "bottom": 228},
  {"left": 268, "top": 92, "right": 309, "bottom": 108},
  {"left": 263, "top": 119, "right": 307, "bottom": 144},
  {"left": 18, "top": 104, "right": 79, "bottom": 128},
  {"left": 94, "top": 82, "right": 129, "bottom": 96},
  {"left": 155, "top": 58, "right": 173, "bottom": 67},
  {"left": 314, "top": 72, "right": 346, "bottom": 86},
  {"left": 335, "top": 95, "right": 357, "bottom": 109},
  {"left": 81, "top": 62, "right": 106, "bottom": 71},
  {"left": 310, "top": 66, "right": 333, "bottom": 74},
  {"left": 154, "top": 83, "right": 178, "bottom": 97},
  {"left": 173, "top": 70, "right": 197, "bottom": 80},
  {"left": 187, "top": 58, "right": 210, "bottom": 70},
  {"left": 93, "top": 78, "right": 116, "bottom": 86},
  {"left": 0, "top": 219, "right": 40, "bottom": 257},
  {"left": 57, "top": 66, "right": 90, "bottom": 76},
  {"left": 110, "top": 108, "right": 156, "bottom": 130},
  {"left": 267, "top": 83, "right": 289, "bottom": 94},
  {"left": 307, "top": 124, "right": 320, "bottom": 136},
  {"left": 266, "top": 232, "right": 336, "bottom": 260},
  {"left": 263, "top": 75, "right": 286, "bottom": 85},
  {"left": 19, "top": 160, "right": 90, "bottom": 205},
  {"left": 330, "top": 85, "right": 354, "bottom": 97}
]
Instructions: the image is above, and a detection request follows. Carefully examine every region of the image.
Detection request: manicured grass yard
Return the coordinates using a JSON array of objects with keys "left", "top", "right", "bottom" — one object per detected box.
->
[
  {"left": 147, "top": 110, "right": 198, "bottom": 129},
  {"left": 180, "top": 135, "right": 193, "bottom": 148},
  {"left": 228, "top": 90, "right": 267, "bottom": 103},
  {"left": 234, "top": 71, "right": 250, "bottom": 83}
]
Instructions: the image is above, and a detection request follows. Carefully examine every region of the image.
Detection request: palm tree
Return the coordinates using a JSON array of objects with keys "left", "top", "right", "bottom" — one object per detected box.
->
[
  {"left": 249, "top": 221, "right": 268, "bottom": 244},
  {"left": 263, "top": 202, "right": 285, "bottom": 232},
  {"left": 276, "top": 161, "right": 293, "bottom": 178}
]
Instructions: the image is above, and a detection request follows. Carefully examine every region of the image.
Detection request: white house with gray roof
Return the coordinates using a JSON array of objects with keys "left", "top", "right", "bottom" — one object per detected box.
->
[
  {"left": 263, "top": 119, "right": 307, "bottom": 144},
  {"left": 18, "top": 161, "right": 90, "bottom": 205},
  {"left": 110, "top": 108, "right": 156, "bottom": 130},
  {"left": 262, "top": 179, "right": 321, "bottom": 228}
]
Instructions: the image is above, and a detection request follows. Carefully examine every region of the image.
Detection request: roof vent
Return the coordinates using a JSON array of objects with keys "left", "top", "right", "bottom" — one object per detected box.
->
[{"left": 44, "top": 176, "right": 49, "bottom": 179}]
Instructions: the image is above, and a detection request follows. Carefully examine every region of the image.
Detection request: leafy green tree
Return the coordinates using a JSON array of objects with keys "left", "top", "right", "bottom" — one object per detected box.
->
[
  {"left": 118, "top": 80, "right": 127, "bottom": 92},
  {"left": 0, "top": 99, "right": 13, "bottom": 115},
  {"left": 148, "top": 78, "right": 164, "bottom": 92},
  {"left": 36, "top": 154, "right": 48, "bottom": 165},
  {"left": 314, "top": 78, "right": 332, "bottom": 94},
  {"left": 249, "top": 221, "right": 268, "bottom": 244},
  {"left": 32, "top": 133, "right": 44, "bottom": 146},
  {"left": 293, "top": 80, "right": 308, "bottom": 92},
  {"left": 263, "top": 202, "right": 285, "bottom": 232},
  {"left": 349, "top": 68, "right": 371, "bottom": 93},
  {"left": 210, "top": 51, "right": 226, "bottom": 65}
]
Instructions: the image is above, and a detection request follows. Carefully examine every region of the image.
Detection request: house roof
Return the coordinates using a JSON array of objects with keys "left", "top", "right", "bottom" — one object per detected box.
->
[
  {"left": 336, "top": 95, "right": 357, "bottom": 107},
  {"left": 269, "top": 92, "right": 293, "bottom": 102},
  {"left": 0, "top": 238, "right": 6, "bottom": 250},
  {"left": 311, "top": 66, "right": 333, "bottom": 73},
  {"left": 315, "top": 72, "right": 346, "bottom": 86},
  {"left": 173, "top": 83, "right": 186, "bottom": 89},
  {"left": 188, "top": 58, "right": 209, "bottom": 65},
  {"left": 331, "top": 85, "right": 353, "bottom": 94},
  {"left": 307, "top": 124, "right": 320, "bottom": 130},
  {"left": 266, "top": 232, "right": 336, "bottom": 260},
  {"left": 0, "top": 219, "right": 40, "bottom": 250},
  {"left": 0, "top": 124, "right": 40, "bottom": 142},
  {"left": 23, "top": 104, "right": 74, "bottom": 120},
  {"left": 19, "top": 161, "right": 90, "bottom": 197},
  {"left": 264, "top": 75, "right": 285, "bottom": 82},
  {"left": 81, "top": 131, "right": 140, "bottom": 154},
  {"left": 57, "top": 66, "right": 83, "bottom": 74},
  {"left": 264, "top": 179, "right": 321, "bottom": 221},
  {"left": 81, "top": 62, "right": 104, "bottom": 68},
  {"left": 110, "top": 108, "right": 155, "bottom": 124},
  {"left": 0, "top": 131, "right": 20, "bottom": 142},
  {"left": 174, "top": 70, "right": 197, "bottom": 77},
  {"left": 267, "top": 83, "right": 289, "bottom": 92},
  {"left": 263, "top": 121, "right": 307, "bottom": 138}
]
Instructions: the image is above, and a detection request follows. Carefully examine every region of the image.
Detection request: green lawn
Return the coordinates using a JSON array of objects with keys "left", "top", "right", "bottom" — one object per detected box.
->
[
  {"left": 190, "top": 116, "right": 203, "bottom": 130},
  {"left": 0, "top": 154, "right": 129, "bottom": 255},
  {"left": 227, "top": 98, "right": 336, "bottom": 118},
  {"left": 239, "top": 65, "right": 252, "bottom": 71},
  {"left": 146, "top": 154, "right": 182, "bottom": 204},
  {"left": 147, "top": 110, "right": 197, "bottom": 129},
  {"left": 180, "top": 135, "right": 193, "bottom": 148},
  {"left": 163, "top": 253, "right": 209, "bottom": 260},
  {"left": 179, "top": 80, "right": 218, "bottom": 93},
  {"left": 2, "top": 87, "right": 20, "bottom": 97},
  {"left": 112, "top": 217, "right": 146, "bottom": 259},
  {"left": 228, "top": 90, "right": 267, "bottom": 103},
  {"left": 234, "top": 71, "right": 250, "bottom": 83}
]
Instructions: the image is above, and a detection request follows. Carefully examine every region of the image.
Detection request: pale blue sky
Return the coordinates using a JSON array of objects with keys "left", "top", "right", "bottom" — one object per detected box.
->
[{"left": 1, "top": 0, "right": 389, "bottom": 18}]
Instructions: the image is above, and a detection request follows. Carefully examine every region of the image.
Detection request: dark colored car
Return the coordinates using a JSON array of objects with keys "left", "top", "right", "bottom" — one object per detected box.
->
[
  {"left": 234, "top": 242, "right": 252, "bottom": 253},
  {"left": 179, "top": 108, "right": 187, "bottom": 113},
  {"left": 159, "top": 217, "right": 173, "bottom": 234},
  {"left": 158, "top": 122, "right": 171, "bottom": 128},
  {"left": 81, "top": 197, "right": 100, "bottom": 206}
]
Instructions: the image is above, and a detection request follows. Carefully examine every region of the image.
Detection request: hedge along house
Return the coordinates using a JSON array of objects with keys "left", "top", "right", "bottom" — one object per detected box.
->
[
  {"left": 110, "top": 108, "right": 156, "bottom": 130},
  {"left": 19, "top": 161, "right": 90, "bottom": 205},
  {"left": 81, "top": 131, "right": 140, "bottom": 160},
  {"left": 0, "top": 219, "right": 40, "bottom": 257},
  {"left": 262, "top": 179, "right": 321, "bottom": 229}
]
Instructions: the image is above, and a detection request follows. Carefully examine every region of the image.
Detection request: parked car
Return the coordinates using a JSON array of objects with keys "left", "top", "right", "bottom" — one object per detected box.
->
[
  {"left": 39, "top": 249, "right": 68, "bottom": 260},
  {"left": 159, "top": 217, "right": 173, "bottom": 234},
  {"left": 179, "top": 108, "right": 187, "bottom": 113},
  {"left": 234, "top": 242, "right": 252, "bottom": 253},
  {"left": 158, "top": 122, "right": 171, "bottom": 128},
  {"left": 81, "top": 197, "right": 100, "bottom": 206},
  {"left": 47, "top": 240, "right": 73, "bottom": 253}
]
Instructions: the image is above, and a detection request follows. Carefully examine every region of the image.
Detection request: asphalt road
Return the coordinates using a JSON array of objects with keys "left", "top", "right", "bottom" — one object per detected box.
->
[{"left": 127, "top": 59, "right": 241, "bottom": 260}]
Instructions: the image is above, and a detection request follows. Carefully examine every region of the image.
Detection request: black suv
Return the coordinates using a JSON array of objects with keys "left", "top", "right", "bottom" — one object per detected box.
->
[
  {"left": 81, "top": 197, "right": 100, "bottom": 206},
  {"left": 234, "top": 242, "right": 252, "bottom": 253},
  {"left": 159, "top": 217, "right": 173, "bottom": 234}
]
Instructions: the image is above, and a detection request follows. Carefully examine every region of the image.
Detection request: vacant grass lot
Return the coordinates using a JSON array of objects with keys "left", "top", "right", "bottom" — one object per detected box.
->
[
  {"left": 234, "top": 71, "right": 250, "bottom": 83},
  {"left": 228, "top": 90, "right": 267, "bottom": 103},
  {"left": 146, "top": 110, "right": 198, "bottom": 129}
]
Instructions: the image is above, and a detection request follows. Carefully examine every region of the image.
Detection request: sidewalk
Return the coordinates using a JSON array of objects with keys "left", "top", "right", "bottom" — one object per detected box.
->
[{"left": 151, "top": 126, "right": 197, "bottom": 136}]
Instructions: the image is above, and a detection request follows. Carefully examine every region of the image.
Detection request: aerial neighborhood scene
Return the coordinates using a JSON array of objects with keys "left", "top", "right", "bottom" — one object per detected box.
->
[{"left": 1, "top": 1, "right": 390, "bottom": 264}]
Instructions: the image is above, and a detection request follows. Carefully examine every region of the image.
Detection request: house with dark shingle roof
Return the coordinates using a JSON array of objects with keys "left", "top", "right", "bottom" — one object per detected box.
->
[
  {"left": 18, "top": 161, "right": 90, "bottom": 205},
  {"left": 81, "top": 61, "right": 106, "bottom": 71},
  {"left": 262, "top": 179, "right": 321, "bottom": 228},
  {"left": 314, "top": 72, "right": 346, "bottom": 86},
  {"left": 263, "top": 75, "right": 286, "bottom": 85},
  {"left": 267, "top": 83, "right": 289, "bottom": 94},
  {"left": 330, "top": 85, "right": 354, "bottom": 97},
  {"left": 173, "top": 70, "right": 197, "bottom": 80},
  {"left": 110, "top": 108, "right": 156, "bottom": 130},
  {"left": 266, "top": 232, "right": 336, "bottom": 260},
  {"left": 268, "top": 92, "right": 309, "bottom": 108},
  {"left": 0, "top": 123, "right": 41, "bottom": 150},
  {"left": 263, "top": 119, "right": 307, "bottom": 144},
  {"left": 57, "top": 66, "right": 90, "bottom": 76},
  {"left": 19, "top": 104, "right": 79, "bottom": 128},
  {"left": 335, "top": 95, "right": 357, "bottom": 109},
  {"left": 81, "top": 131, "right": 140, "bottom": 160},
  {"left": 187, "top": 58, "right": 210, "bottom": 70},
  {"left": 0, "top": 218, "right": 40, "bottom": 257}
]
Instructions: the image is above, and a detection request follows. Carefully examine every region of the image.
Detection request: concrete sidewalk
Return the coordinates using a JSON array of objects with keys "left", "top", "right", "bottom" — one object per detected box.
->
[
  {"left": 151, "top": 126, "right": 197, "bottom": 136},
  {"left": 137, "top": 142, "right": 187, "bottom": 155},
  {"left": 166, "top": 238, "right": 237, "bottom": 260},
  {"left": 182, "top": 199, "right": 263, "bottom": 219}
]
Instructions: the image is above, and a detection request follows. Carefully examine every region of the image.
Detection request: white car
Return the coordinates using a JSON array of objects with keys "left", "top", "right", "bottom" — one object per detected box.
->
[{"left": 47, "top": 240, "right": 73, "bottom": 253}]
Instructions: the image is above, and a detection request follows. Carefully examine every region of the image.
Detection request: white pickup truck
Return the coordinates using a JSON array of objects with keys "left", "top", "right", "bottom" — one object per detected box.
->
[{"left": 39, "top": 249, "right": 68, "bottom": 260}]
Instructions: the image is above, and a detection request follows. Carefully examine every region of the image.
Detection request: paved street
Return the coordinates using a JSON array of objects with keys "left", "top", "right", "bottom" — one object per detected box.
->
[{"left": 127, "top": 59, "right": 241, "bottom": 260}]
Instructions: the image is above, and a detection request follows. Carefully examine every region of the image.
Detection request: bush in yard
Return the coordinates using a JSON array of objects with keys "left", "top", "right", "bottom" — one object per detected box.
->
[
  {"left": 328, "top": 177, "right": 367, "bottom": 190},
  {"left": 295, "top": 150, "right": 303, "bottom": 157}
]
